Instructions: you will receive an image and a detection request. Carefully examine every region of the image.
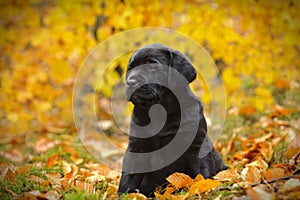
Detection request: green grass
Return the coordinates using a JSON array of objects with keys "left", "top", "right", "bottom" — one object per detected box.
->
[
  {"left": 0, "top": 174, "right": 41, "bottom": 198},
  {"left": 62, "top": 187, "right": 103, "bottom": 200}
]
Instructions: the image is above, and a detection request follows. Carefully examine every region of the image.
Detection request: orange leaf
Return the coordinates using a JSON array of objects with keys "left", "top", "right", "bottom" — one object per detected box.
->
[
  {"left": 246, "top": 157, "right": 268, "bottom": 170},
  {"left": 261, "top": 168, "right": 286, "bottom": 181},
  {"left": 274, "top": 80, "right": 290, "bottom": 90},
  {"left": 239, "top": 105, "right": 255, "bottom": 116},
  {"left": 126, "top": 193, "right": 147, "bottom": 200},
  {"left": 75, "top": 181, "right": 95, "bottom": 194},
  {"left": 213, "top": 168, "right": 239, "bottom": 182},
  {"left": 189, "top": 179, "right": 221, "bottom": 195},
  {"left": 47, "top": 153, "right": 61, "bottom": 167},
  {"left": 194, "top": 173, "right": 204, "bottom": 181},
  {"left": 166, "top": 172, "right": 193, "bottom": 189},
  {"left": 164, "top": 186, "right": 175, "bottom": 195},
  {"left": 241, "top": 166, "right": 261, "bottom": 184},
  {"left": 154, "top": 192, "right": 165, "bottom": 199},
  {"left": 285, "top": 134, "right": 300, "bottom": 159},
  {"left": 61, "top": 163, "right": 78, "bottom": 189},
  {"left": 258, "top": 143, "right": 273, "bottom": 162}
]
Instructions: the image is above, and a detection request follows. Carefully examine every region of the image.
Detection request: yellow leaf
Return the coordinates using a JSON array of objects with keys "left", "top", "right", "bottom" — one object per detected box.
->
[
  {"left": 194, "top": 173, "right": 204, "bottom": 181},
  {"left": 166, "top": 172, "right": 193, "bottom": 189},
  {"left": 213, "top": 169, "right": 240, "bottom": 182},
  {"left": 189, "top": 179, "right": 221, "bottom": 195}
]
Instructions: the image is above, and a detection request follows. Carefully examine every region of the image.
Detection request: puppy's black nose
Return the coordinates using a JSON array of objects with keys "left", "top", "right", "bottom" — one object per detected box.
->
[{"left": 127, "top": 78, "right": 138, "bottom": 88}]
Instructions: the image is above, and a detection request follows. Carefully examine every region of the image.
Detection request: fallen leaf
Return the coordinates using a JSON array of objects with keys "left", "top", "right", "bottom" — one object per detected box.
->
[
  {"left": 45, "top": 190, "right": 60, "bottom": 200},
  {"left": 241, "top": 166, "right": 261, "bottom": 184},
  {"left": 259, "top": 143, "right": 273, "bottom": 162},
  {"left": 2, "top": 166, "right": 16, "bottom": 182},
  {"left": 0, "top": 149, "right": 24, "bottom": 163},
  {"left": 194, "top": 173, "right": 204, "bottom": 181},
  {"left": 35, "top": 138, "right": 58, "bottom": 153},
  {"left": 164, "top": 185, "right": 175, "bottom": 195},
  {"left": 246, "top": 185, "right": 275, "bottom": 200},
  {"left": 213, "top": 168, "right": 240, "bottom": 182},
  {"left": 47, "top": 153, "right": 61, "bottom": 167},
  {"left": 261, "top": 168, "right": 286, "bottom": 181},
  {"left": 246, "top": 157, "right": 268, "bottom": 170},
  {"left": 254, "top": 132, "right": 274, "bottom": 144},
  {"left": 46, "top": 172, "right": 62, "bottom": 188},
  {"left": 279, "top": 178, "right": 300, "bottom": 193},
  {"left": 272, "top": 104, "right": 291, "bottom": 116},
  {"left": 166, "top": 172, "right": 193, "bottom": 189},
  {"left": 103, "top": 184, "right": 118, "bottom": 199},
  {"left": 75, "top": 180, "right": 95, "bottom": 194},
  {"left": 239, "top": 105, "right": 255, "bottom": 116},
  {"left": 189, "top": 179, "right": 221, "bottom": 195},
  {"left": 126, "top": 192, "right": 147, "bottom": 200},
  {"left": 61, "top": 163, "right": 78, "bottom": 189},
  {"left": 285, "top": 134, "right": 300, "bottom": 159}
]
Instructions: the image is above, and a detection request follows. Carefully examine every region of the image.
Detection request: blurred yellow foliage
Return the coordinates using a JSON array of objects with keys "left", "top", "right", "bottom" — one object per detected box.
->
[{"left": 0, "top": 0, "right": 299, "bottom": 134}]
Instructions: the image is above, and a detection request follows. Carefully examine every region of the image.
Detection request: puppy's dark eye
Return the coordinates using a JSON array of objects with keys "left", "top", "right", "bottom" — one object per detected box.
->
[{"left": 146, "top": 59, "right": 158, "bottom": 64}]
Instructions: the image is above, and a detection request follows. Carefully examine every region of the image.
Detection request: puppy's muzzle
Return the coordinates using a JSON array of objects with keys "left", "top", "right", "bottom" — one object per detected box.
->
[{"left": 125, "top": 74, "right": 144, "bottom": 101}]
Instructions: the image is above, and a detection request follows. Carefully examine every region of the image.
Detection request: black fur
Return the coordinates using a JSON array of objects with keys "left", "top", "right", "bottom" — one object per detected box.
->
[{"left": 119, "top": 44, "right": 227, "bottom": 196}]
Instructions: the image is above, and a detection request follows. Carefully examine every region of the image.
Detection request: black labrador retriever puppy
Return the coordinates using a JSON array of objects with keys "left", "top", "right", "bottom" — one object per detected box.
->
[{"left": 118, "top": 44, "right": 227, "bottom": 197}]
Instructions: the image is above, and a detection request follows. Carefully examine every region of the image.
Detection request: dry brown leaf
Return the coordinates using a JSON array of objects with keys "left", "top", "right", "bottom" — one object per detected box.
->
[
  {"left": 273, "top": 104, "right": 291, "bottom": 116},
  {"left": 261, "top": 168, "right": 286, "bottom": 181},
  {"left": 246, "top": 157, "right": 268, "bottom": 170},
  {"left": 2, "top": 166, "right": 16, "bottom": 182},
  {"left": 46, "top": 172, "right": 62, "bottom": 188},
  {"left": 16, "top": 164, "right": 31, "bottom": 174},
  {"left": 61, "top": 163, "right": 78, "bottom": 189},
  {"left": 166, "top": 172, "right": 193, "bottom": 189},
  {"left": 285, "top": 134, "right": 300, "bottom": 159},
  {"left": 272, "top": 164, "right": 293, "bottom": 174},
  {"left": 75, "top": 180, "right": 95, "bottom": 194},
  {"left": 103, "top": 184, "right": 118, "bottom": 199},
  {"left": 246, "top": 185, "right": 275, "bottom": 200},
  {"left": 35, "top": 138, "right": 58, "bottom": 153},
  {"left": 259, "top": 116, "right": 273, "bottom": 128},
  {"left": 189, "top": 179, "right": 221, "bottom": 195},
  {"left": 21, "top": 190, "right": 60, "bottom": 200},
  {"left": 44, "top": 190, "right": 60, "bottom": 200},
  {"left": 28, "top": 175, "right": 46, "bottom": 183},
  {"left": 279, "top": 178, "right": 300, "bottom": 193},
  {"left": 241, "top": 166, "right": 261, "bottom": 184},
  {"left": 254, "top": 132, "right": 274, "bottom": 144},
  {"left": 0, "top": 149, "right": 24, "bottom": 163},
  {"left": 213, "top": 168, "right": 240, "bottom": 182},
  {"left": 126, "top": 192, "right": 147, "bottom": 200},
  {"left": 259, "top": 143, "right": 273, "bottom": 162},
  {"left": 70, "top": 155, "right": 84, "bottom": 165}
]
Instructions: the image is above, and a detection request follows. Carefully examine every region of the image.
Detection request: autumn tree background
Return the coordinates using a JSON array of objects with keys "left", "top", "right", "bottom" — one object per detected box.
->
[{"left": 0, "top": 0, "right": 299, "bottom": 199}]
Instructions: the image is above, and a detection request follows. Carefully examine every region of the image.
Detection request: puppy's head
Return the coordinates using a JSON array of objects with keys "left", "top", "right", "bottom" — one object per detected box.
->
[{"left": 126, "top": 44, "right": 196, "bottom": 107}]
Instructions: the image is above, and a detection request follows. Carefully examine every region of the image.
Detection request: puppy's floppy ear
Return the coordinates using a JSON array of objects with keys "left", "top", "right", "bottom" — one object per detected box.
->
[{"left": 170, "top": 50, "right": 196, "bottom": 83}]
